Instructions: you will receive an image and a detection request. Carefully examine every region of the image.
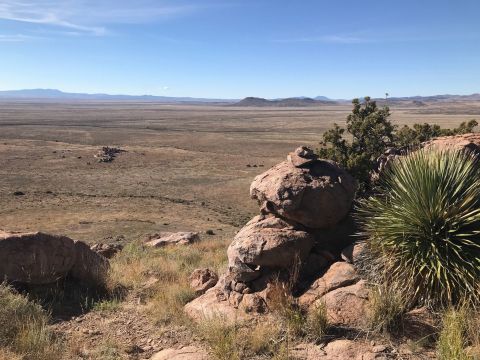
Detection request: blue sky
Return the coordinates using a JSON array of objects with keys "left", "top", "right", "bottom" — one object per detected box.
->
[{"left": 0, "top": 0, "right": 479, "bottom": 99}]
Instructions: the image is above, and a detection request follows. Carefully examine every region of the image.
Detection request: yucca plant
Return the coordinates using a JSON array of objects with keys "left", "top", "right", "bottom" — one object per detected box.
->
[{"left": 358, "top": 148, "right": 480, "bottom": 306}]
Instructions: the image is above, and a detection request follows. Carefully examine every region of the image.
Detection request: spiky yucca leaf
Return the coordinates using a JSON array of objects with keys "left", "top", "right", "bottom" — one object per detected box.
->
[{"left": 358, "top": 148, "right": 480, "bottom": 306}]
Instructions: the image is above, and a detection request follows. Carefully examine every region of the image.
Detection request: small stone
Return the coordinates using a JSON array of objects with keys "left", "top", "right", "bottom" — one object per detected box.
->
[{"left": 372, "top": 345, "right": 387, "bottom": 353}]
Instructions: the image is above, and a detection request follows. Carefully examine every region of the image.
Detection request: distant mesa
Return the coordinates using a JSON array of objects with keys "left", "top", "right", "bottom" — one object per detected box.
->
[{"left": 234, "top": 96, "right": 335, "bottom": 107}]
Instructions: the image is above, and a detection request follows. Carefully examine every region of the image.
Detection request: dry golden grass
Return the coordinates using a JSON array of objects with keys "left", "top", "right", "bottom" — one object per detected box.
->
[
  {"left": 367, "top": 283, "right": 408, "bottom": 334},
  {"left": 0, "top": 284, "right": 61, "bottom": 360},
  {"left": 198, "top": 316, "right": 285, "bottom": 360},
  {"left": 109, "top": 237, "right": 229, "bottom": 326}
]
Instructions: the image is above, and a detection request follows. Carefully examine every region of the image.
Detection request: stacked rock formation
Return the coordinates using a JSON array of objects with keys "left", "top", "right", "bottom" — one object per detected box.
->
[{"left": 185, "top": 146, "right": 359, "bottom": 321}]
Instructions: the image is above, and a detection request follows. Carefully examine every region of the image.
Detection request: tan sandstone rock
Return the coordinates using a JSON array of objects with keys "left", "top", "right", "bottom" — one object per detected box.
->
[
  {"left": 0, "top": 231, "right": 77, "bottom": 284},
  {"left": 299, "top": 262, "right": 360, "bottom": 307},
  {"left": 319, "top": 280, "right": 369, "bottom": 328},
  {"left": 150, "top": 346, "right": 209, "bottom": 360},
  {"left": 146, "top": 232, "right": 200, "bottom": 247},
  {"left": 184, "top": 287, "right": 254, "bottom": 324},
  {"left": 421, "top": 133, "right": 480, "bottom": 153},
  {"left": 0, "top": 231, "right": 109, "bottom": 286},
  {"left": 189, "top": 268, "right": 219, "bottom": 295},
  {"left": 227, "top": 214, "right": 314, "bottom": 281},
  {"left": 292, "top": 340, "right": 379, "bottom": 360},
  {"left": 250, "top": 148, "right": 356, "bottom": 229}
]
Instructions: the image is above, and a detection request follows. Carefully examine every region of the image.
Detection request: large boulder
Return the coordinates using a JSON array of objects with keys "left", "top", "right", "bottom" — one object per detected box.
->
[
  {"left": 0, "top": 231, "right": 109, "bottom": 286},
  {"left": 0, "top": 232, "right": 76, "bottom": 284},
  {"left": 227, "top": 215, "right": 314, "bottom": 281},
  {"left": 250, "top": 147, "right": 356, "bottom": 229}
]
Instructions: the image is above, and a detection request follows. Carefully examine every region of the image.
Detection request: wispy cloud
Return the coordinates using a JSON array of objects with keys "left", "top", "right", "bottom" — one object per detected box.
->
[
  {"left": 0, "top": 0, "right": 209, "bottom": 37},
  {"left": 0, "top": 33, "right": 37, "bottom": 42},
  {"left": 274, "top": 34, "right": 373, "bottom": 44}
]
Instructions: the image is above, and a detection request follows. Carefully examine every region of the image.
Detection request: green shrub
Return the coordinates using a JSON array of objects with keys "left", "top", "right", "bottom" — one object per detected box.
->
[
  {"left": 318, "top": 97, "right": 395, "bottom": 192},
  {"left": 358, "top": 149, "right": 480, "bottom": 306}
]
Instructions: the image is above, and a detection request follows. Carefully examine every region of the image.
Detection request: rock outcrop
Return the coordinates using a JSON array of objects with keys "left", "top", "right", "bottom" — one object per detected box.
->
[
  {"left": 422, "top": 133, "right": 480, "bottom": 154},
  {"left": 0, "top": 231, "right": 109, "bottom": 286},
  {"left": 185, "top": 146, "right": 365, "bottom": 328}
]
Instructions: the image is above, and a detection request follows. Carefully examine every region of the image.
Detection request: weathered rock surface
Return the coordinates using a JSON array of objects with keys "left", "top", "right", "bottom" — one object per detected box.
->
[
  {"left": 184, "top": 286, "right": 254, "bottom": 324},
  {"left": 227, "top": 215, "right": 314, "bottom": 280},
  {"left": 341, "top": 242, "right": 366, "bottom": 264},
  {"left": 0, "top": 231, "right": 76, "bottom": 284},
  {"left": 250, "top": 149, "right": 356, "bottom": 228},
  {"left": 422, "top": 133, "right": 480, "bottom": 154},
  {"left": 0, "top": 231, "right": 109, "bottom": 286},
  {"left": 319, "top": 280, "right": 369, "bottom": 328},
  {"left": 146, "top": 232, "right": 200, "bottom": 247},
  {"left": 299, "top": 262, "right": 360, "bottom": 307},
  {"left": 150, "top": 346, "right": 209, "bottom": 360},
  {"left": 90, "top": 243, "right": 123, "bottom": 259},
  {"left": 292, "top": 340, "right": 385, "bottom": 360},
  {"left": 70, "top": 240, "right": 110, "bottom": 286},
  {"left": 250, "top": 147, "right": 356, "bottom": 229},
  {"left": 189, "top": 268, "right": 218, "bottom": 295}
]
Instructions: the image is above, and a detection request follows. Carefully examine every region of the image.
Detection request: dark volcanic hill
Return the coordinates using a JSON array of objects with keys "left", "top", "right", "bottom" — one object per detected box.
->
[{"left": 235, "top": 97, "right": 335, "bottom": 107}]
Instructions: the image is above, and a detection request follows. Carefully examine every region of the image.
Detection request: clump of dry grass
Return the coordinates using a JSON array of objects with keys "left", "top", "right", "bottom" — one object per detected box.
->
[
  {"left": 198, "top": 316, "right": 285, "bottom": 360},
  {"left": 266, "top": 271, "right": 329, "bottom": 342},
  {"left": 368, "top": 282, "right": 408, "bottom": 334},
  {"left": 109, "top": 237, "right": 229, "bottom": 326},
  {"left": 437, "top": 305, "right": 480, "bottom": 360},
  {"left": 0, "top": 283, "right": 61, "bottom": 360},
  {"left": 437, "top": 306, "right": 470, "bottom": 360}
]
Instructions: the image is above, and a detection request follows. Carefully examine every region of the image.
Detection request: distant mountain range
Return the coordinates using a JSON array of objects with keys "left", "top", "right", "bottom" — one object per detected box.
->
[
  {"left": 0, "top": 89, "right": 236, "bottom": 103},
  {"left": 0, "top": 89, "right": 479, "bottom": 105}
]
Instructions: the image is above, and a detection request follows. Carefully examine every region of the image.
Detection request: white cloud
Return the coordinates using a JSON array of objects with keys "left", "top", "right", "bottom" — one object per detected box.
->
[
  {"left": 274, "top": 34, "right": 372, "bottom": 44},
  {"left": 0, "top": 0, "right": 206, "bottom": 37},
  {"left": 0, "top": 33, "right": 36, "bottom": 42}
]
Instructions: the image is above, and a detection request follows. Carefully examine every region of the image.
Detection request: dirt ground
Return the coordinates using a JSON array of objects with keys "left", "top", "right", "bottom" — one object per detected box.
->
[{"left": 1, "top": 101, "right": 479, "bottom": 245}]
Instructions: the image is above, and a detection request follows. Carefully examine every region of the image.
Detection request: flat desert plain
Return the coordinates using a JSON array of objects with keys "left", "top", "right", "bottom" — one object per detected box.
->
[{"left": 1, "top": 101, "right": 479, "bottom": 244}]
